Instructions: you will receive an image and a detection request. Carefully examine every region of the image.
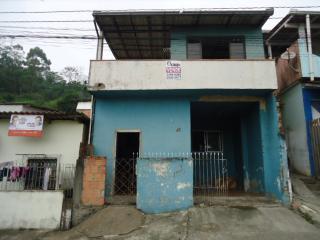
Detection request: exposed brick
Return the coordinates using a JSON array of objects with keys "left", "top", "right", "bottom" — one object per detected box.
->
[{"left": 81, "top": 156, "right": 106, "bottom": 206}]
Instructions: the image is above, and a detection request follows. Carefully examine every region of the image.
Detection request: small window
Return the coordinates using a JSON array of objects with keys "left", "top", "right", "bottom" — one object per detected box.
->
[
  {"left": 187, "top": 41, "right": 202, "bottom": 59},
  {"left": 187, "top": 37, "right": 245, "bottom": 59}
]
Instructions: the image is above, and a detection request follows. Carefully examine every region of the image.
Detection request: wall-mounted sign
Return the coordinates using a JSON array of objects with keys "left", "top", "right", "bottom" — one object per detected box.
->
[
  {"left": 166, "top": 61, "right": 181, "bottom": 80},
  {"left": 8, "top": 114, "right": 44, "bottom": 137}
]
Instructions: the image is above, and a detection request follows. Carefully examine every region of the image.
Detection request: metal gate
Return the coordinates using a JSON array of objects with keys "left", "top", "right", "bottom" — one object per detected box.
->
[
  {"left": 311, "top": 118, "right": 320, "bottom": 177},
  {"left": 192, "top": 152, "right": 228, "bottom": 203}
]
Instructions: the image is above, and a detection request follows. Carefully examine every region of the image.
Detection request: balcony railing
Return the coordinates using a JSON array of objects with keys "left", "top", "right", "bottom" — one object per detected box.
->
[{"left": 89, "top": 59, "right": 278, "bottom": 91}]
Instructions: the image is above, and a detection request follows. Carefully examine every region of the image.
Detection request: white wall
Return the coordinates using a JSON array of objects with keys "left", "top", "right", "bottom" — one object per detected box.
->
[
  {"left": 0, "top": 191, "right": 63, "bottom": 229},
  {"left": 281, "top": 84, "right": 310, "bottom": 175},
  {"left": 89, "top": 60, "right": 278, "bottom": 90},
  {"left": 0, "top": 120, "right": 84, "bottom": 165}
]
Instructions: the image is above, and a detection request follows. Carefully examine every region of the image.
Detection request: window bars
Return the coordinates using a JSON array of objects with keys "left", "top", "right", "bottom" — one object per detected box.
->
[{"left": 0, "top": 161, "right": 75, "bottom": 192}]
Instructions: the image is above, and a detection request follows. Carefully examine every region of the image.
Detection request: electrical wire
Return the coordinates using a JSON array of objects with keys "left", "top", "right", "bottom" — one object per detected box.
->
[{"left": 0, "top": 5, "right": 320, "bottom": 14}]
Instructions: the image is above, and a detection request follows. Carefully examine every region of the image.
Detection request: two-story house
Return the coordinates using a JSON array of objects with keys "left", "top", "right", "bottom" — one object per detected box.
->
[
  {"left": 266, "top": 10, "right": 320, "bottom": 178},
  {"left": 88, "top": 9, "right": 290, "bottom": 211}
]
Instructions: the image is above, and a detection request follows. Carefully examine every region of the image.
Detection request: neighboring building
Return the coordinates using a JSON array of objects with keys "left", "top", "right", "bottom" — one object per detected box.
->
[
  {"left": 0, "top": 104, "right": 89, "bottom": 229},
  {"left": 88, "top": 8, "right": 290, "bottom": 211},
  {"left": 0, "top": 103, "right": 53, "bottom": 113},
  {"left": 76, "top": 101, "right": 92, "bottom": 118},
  {"left": 266, "top": 10, "right": 320, "bottom": 177}
]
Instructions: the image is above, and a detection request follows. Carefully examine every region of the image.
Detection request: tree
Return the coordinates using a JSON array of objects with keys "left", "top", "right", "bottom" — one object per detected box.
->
[
  {"left": 60, "top": 66, "right": 87, "bottom": 84},
  {"left": 0, "top": 43, "right": 90, "bottom": 111},
  {"left": 26, "top": 47, "right": 51, "bottom": 73}
]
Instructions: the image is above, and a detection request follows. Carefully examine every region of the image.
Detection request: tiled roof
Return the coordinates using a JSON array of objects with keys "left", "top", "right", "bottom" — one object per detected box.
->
[{"left": 0, "top": 111, "right": 89, "bottom": 123}]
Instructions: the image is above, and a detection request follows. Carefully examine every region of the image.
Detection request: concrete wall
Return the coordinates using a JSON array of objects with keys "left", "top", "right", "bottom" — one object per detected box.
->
[
  {"left": 241, "top": 103, "right": 265, "bottom": 193},
  {"left": 301, "top": 87, "right": 320, "bottom": 176},
  {"left": 297, "top": 26, "right": 320, "bottom": 78},
  {"left": 92, "top": 97, "right": 191, "bottom": 197},
  {"left": 170, "top": 27, "right": 265, "bottom": 60},
  {"left": 260, "top": 94, "right": 290, "bottom": 202},
  {"left": 0, "top": 120, "right": 84, "bottom": 165},
  {"left": 281, "top": 84, "right": 310, "bottom": 175},
  {"left": 89, "top": 60, "right": 278, "bottom": 91},
  {"left": 136, "top": 157, "right": 193, "bottom": 213},
  {"left": 92, "top": 92, "right": 289, "bottom": 203},
  {"left": 0, "top": 191, "right": 64, "bottom": 229}
]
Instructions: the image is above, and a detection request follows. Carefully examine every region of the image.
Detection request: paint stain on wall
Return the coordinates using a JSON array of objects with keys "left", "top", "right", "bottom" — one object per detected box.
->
[
  {"left": 152, "top": 162, "right": 169, "bottom": 177},
  {"left": 177, "top": 182, "right": 192, "bottom": 190}
]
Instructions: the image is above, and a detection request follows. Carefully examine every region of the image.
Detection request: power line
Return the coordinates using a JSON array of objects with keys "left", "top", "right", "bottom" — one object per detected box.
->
[
  {"left": 0, "top": 5, "right": 320, "bottom": 14},
  {"left": 0, "top": 25, "right": 95, "bottom": 31},
  {"left": 0, "top": 35, "right": 97, "bottom": 39},
  {"left": 0, "top": 20, "right": 93, "bottom": 23}
]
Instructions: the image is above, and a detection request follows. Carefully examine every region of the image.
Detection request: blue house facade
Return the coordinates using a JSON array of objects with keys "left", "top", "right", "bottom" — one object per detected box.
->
[
  {"left": 267, "top": 10, "right": 320, "bottom": 178},
  {"left": 89, "top": 9, "right": 290, "bottom": 212}
]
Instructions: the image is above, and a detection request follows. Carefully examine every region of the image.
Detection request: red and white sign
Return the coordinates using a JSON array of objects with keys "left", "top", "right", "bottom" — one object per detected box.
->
[
  {"left": 8, "top": 114, "right": 44, "bottom": 137},
  {"left": 166, "top": 61, "right": 181, "bottom": 80}
]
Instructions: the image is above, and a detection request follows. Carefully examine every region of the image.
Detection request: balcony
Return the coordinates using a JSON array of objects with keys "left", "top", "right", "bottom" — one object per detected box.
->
[{"left": 89, "top": 60, "right": 278, "bottom": 91}]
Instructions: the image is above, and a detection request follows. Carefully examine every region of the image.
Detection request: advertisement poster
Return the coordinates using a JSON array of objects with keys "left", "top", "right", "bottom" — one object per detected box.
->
[
  {"left": 8, "top": 114, "right": 44, "bottom": 137},
  {"left": 166, "top": 61, "right": 181, "bottom": 80}
]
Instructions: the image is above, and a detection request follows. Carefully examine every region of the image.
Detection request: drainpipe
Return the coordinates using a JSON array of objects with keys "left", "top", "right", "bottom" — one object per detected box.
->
[
  {"left": 88, "top": 96, "right": 94, "bottom": 144},
  {"left": 267, "top": 44, "right": 273, "bottom": 59},
  {"left": 96, "top": 30, "right": 104, "bottom": 60},
  {"left": 306, "top": 14, "right": 315, "bottom": 81}
]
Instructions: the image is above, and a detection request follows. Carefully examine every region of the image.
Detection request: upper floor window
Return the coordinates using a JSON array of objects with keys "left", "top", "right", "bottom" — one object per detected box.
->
[{"left": 187, "top": 37, "right": 245, "bottom": 60}]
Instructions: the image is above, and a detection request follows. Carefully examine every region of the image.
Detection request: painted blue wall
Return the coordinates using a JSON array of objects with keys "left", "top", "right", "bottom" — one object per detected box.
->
[
  {"left": 92, "top": 97, "right": 191, "bottom": 197},
  {"left": 136, "top": 157, "right": 193, "bottom": 213},
  {"left": 170, "top": 27, "right": 265, "bottom": 60},
  {"left": 302, "top": 87, "right": 320, "bottom": 176},
  {"left": 241, "top": 103, "right": 265, "bottom": 192},
  {"left": 92, "top": 91, "right": 289, "bottom": 203},
  {"left": 297, "top": 25, "right": 320, "bottom": 78},
  {"left": 260, "top": 93, "right": 289, "bottom": 203}
]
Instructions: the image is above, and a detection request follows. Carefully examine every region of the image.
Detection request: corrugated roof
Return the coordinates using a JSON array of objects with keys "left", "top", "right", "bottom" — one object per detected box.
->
[
  {"left": 266, "top": 10, "right": 320, "bottom": 47},
  {"left": 93, "top": 8, "right": 274, "bottom": 59}
]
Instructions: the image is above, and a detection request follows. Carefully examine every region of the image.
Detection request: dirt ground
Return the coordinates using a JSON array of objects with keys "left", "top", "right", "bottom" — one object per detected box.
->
[{"left": 1, "top": 204, "right": 320, "bottom": 240}]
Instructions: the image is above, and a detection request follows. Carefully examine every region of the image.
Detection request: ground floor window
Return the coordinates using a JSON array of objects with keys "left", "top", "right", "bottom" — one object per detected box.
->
[{"left": 25, "top": 158, "right": 57, "bottom": 190}]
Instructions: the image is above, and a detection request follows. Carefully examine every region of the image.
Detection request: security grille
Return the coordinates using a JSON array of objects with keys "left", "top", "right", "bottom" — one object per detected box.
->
[
  {"left": 192, "top": 152, "right": 228, "bottom": 203},
  {"left": 114, "top": 155, "right": 137, "bottom": 195}
]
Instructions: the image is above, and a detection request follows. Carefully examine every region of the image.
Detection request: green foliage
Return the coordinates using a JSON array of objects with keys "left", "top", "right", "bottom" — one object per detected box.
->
[{"left": 0, "top": 44, "right": 90, "bottom": 112}]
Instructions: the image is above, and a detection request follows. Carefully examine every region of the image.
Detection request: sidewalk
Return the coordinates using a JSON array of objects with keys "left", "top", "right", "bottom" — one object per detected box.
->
[
  {"left": 291, "top": 174, "right": 320, "bottom": 227},
  {"left": 0, "top": 204, "right": 319, "bottom": 240}
]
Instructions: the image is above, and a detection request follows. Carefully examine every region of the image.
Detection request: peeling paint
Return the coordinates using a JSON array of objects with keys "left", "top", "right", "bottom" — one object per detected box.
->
[
  {"left": 177, "top": 182, "right": 192, "bottom": 190},
  {"left": 277, "top": 177, "right": 281, "bottom": 193},
  {"left": 152, "top": 162, "right": 169, "bottom": 177},
  {"left": 244, "top": 169, "right": 250, "bottom": 192}
]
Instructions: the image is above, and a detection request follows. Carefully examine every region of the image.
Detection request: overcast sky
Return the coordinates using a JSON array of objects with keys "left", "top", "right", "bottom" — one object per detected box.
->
[{"left": 1, "top": 0, "right": 320, "bottom": 75}]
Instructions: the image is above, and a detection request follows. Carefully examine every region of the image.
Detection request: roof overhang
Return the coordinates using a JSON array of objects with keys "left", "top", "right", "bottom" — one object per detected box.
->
[
  {"left": 93, "top": 8, "right": 274, "bottom": 59},
  {"left": 0, "top": 111, "right": 89, "bottom": 123},
  {"left": 266, "top": 10, "right": 320, "bottom": 47}
]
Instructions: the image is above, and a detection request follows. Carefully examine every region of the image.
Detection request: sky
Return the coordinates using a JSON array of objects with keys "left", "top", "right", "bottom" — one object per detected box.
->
[{"left": 1, "top": 0, "right": 320, "bottom": 75}]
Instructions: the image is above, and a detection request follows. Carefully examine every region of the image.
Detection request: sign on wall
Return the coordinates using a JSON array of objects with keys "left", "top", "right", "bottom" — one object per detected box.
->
[
  {"left": 166, "top": 61, "right": 181, "bottom": 80},
  {"left": 8, "top": 114, "right": 44, "bottom": 137}
]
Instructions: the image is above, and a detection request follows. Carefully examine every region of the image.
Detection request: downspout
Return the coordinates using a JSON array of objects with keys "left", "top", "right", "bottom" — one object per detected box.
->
[
  {"left": 88, "top": 20, "right": 103, "bottom": 144},
  {"left": 306, "top": 14, "right": 315, "bottom": 81},
  {"left": 267, "top": 44, "right": 273, "bottom": 59}
]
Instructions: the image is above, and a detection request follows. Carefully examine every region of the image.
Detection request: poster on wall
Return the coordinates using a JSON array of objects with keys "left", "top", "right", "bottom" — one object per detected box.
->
[
  {"left": 166, "top": 60, "right": 181, "bottom": 80},
  {"left": 8, "top": 114, "right": 44, "bottom": 137}
]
